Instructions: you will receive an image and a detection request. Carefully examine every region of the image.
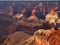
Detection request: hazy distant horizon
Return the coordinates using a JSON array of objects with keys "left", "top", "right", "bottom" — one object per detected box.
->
[{"left": 0, "top": 0, "right": 60, "bottom": 1}]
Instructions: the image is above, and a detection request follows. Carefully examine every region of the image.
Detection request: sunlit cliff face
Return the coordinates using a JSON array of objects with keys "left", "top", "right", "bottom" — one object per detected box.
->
[
  {"left": 31, "top": 9, "right": 36, "bottom": 15},
  {"left": 49, "top": 9, "right": 55, "bottom": 15}
]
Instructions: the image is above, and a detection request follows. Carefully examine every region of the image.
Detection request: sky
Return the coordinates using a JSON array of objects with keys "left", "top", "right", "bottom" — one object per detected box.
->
[{"left": 0, "top": 0, "right": 60, "bottom": 1}]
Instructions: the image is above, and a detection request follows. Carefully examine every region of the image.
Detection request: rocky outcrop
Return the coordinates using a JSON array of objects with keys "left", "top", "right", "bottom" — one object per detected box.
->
[
  {"left": 3, "top": 31, "right": 32, "bottom": 45},
  {"left": 3, "top": 29, "right": 60, "bottom": 45}
]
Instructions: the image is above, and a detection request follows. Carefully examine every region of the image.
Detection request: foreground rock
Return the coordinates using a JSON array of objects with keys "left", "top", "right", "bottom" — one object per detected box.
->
[
  {"left": 48, "top": 30, "right": 60, "bottom": 45},
  {"left": 3, "top": 31, "right": 33, "bottom": 45},
  {"left": 3, "top": 29, "right": 60, "bottom": 45}
]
